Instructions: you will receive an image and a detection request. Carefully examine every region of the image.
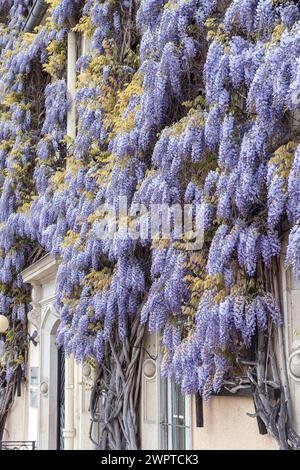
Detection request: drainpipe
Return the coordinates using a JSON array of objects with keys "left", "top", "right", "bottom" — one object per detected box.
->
[
  {"left": 63, "top": 32, "right": 77, "bottom": 451},
  {"left": 23, "top": 0, "right": 47, "bottom": 33},
  {"left": 67, "top": 31, "right": 77, "bottom": 140}
]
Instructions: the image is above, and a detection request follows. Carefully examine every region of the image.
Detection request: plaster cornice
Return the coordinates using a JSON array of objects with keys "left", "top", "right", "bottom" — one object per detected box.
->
[{"left": 21, "top": 254, "right": 59, "bottom": 285}]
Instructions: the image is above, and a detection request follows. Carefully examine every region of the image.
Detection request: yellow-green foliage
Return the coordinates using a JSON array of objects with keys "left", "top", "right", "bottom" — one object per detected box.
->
[
  {"left": 43, "top": 39, "right": 67, "bottom": 78},
  {"left": 205, "top": 18, "right": 230, "bottom": 49},
  {"left": 73, "top": 15, "right": 94, "bottom": 37},
  {"left": 85, "top": 268, "right": 113, "bottom": 293},
  {"left": 269, "top": 141, "right": 297, "bottom": 187},
  {"left": 61, "top": 229, "right": 81, "bottom": 249},
  {"left": 107, "top": 72, "right": 143, "bottom": 137},
  {"left": 164, "top": 0, "right": 181, "bottom": 11}
]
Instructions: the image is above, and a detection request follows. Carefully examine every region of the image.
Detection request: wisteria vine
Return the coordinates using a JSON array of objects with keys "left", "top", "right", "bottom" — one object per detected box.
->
[{"left": 0, "top": 0, "right": 300, "bottom": 449}]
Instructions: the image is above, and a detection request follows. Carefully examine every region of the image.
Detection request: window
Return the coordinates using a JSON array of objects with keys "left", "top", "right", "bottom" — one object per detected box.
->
[
  {"left": 160, "top": 379, "right": 191, "bottom": 450},
  {"left": 29, "top": 367, "right": 39, "bottom": 409}
]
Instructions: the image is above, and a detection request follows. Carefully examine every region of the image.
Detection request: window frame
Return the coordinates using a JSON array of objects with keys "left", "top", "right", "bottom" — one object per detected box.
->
[{"left": 160, "top": 377, "right": 191, "bottom": 451}]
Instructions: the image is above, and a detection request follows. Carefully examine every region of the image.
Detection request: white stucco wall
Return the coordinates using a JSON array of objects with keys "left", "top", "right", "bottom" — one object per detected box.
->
[
  {"left": 140, "top": 332, "right": 160, "bottom": 450},
  {"left": 4, "top": 256, "right": 93, "bottom": 450},
  {"left": 74, "top": 363, "right": 93, "bottom": 450},
  {"left": 280, "top": 237, "right": 300, "bottom": 436},
  {"left": 3, "top": 383, "right": 27, "bottom": 443},
  {"left": 27, "top": 322, "right": 39, "bottom": 443}
]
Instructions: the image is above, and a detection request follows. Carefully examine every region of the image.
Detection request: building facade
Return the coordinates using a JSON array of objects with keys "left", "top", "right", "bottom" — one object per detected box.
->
[
  {"left": 2, "top": 4, "right": 300, "bottom": 452},
  {"left": 3, "top": 236, "right": 300, "bottom": 451},
  {"left": 3, "top": 253, "right": 287, "bottom": 450}
]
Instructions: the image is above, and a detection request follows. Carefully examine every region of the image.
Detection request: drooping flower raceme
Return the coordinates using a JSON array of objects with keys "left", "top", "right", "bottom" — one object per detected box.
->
[{"left": 0, "top": 0, "right": 299, "bottom": 399}]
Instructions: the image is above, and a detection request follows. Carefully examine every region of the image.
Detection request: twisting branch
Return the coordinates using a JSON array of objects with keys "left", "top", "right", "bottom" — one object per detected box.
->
[
  {"left": 0, "top": 375, "right": 17, "bottom": 441},
  {"left": 246, "top": 260, "right": 300, "bottom": 450},
  {"left": 89, "top": 309, "right": 146, "bottom": 450}
]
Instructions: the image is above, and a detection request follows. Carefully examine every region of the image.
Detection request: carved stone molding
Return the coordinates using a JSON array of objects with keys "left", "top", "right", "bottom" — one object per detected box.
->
[
  {"left": 28, "top": 304, "right": 41, "bottom": 331},
  {"left": 143, "top": 359, "right": 157, "bottom": 380},
  {"left": 31, "top": 283, "right": 42, "bottom": 303},
  {"left": 288, "top": 346, "right": 300, "bottom": 383},
  {"left": 27, "top": 284, "right": 42, "bottom": 335},
  {"left": 40, "top": 381, "right": 49, "bottom": 396},
  {"left": 42, "top": 304, "right": 59, "bottom": 323}
]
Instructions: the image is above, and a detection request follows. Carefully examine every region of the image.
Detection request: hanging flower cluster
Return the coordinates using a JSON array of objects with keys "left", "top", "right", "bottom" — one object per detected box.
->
[{"left": 0, "top": 0, "right": 299, "bottom": 398}]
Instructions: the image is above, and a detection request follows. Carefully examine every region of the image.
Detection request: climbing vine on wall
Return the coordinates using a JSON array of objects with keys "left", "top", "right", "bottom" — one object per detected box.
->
[{"left": 0, "top": 0, "right": 300, "bottom": 449}]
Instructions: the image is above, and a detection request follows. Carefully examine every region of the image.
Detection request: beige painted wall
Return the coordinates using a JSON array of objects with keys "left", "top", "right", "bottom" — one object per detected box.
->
[
  {"left": 191, "top": 395, "right": 277, "bottom": 450},
  {"left": 140, "top": 331, "right": 277, "bottom": 451}
]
